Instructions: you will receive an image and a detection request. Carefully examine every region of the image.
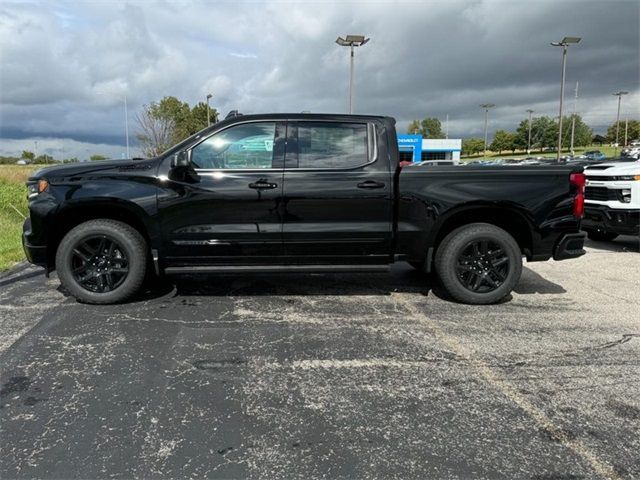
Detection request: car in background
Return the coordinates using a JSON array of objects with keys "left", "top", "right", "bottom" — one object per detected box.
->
[
  {"left": 621, "top": 146, "right": 640, "bottom": 159},
  {"left": 567, "top": 154, "right": 606, "bottom": 167},
  {"left": 415, "top": 160, "right": 457, "bottom": 167},
  {"left": 584, "top": 150, "right": 606, "bottom": 162},
  {"left": 518, "top": 158, "right": 542, "bottom": 165}
]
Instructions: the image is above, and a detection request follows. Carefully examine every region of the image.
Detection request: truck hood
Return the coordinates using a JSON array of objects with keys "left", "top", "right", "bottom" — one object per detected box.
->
[
  {"left": 584, "top": 161, "right": 640, "bottom": 177},
  {"left": 29, "top": 158, "right": 158, "bottom": 180}
]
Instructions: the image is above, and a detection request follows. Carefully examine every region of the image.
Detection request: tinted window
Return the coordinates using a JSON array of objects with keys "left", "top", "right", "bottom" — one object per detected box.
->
[
  {"left": 297, "top": 122, "right": 368, "bottom": 168},
  {"left": 191, "top": 122, "right": 276, "bottom": 169}
]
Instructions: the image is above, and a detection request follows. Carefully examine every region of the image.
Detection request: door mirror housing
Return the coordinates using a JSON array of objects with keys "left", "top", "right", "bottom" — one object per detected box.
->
[{"left": 171, "top": 150, "right": 190, "bottom": 168}]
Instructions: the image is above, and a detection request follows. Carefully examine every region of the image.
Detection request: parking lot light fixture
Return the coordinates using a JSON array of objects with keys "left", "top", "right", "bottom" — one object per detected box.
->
[
  {"left": 526, "top": 109, "right": 534, "bottom": 154},
  {"left": 335, "top": 35, "right": 370, "bottom": 114},
  {"left": 551, "top": 36, "right": 581, "bottom": 162},
  {"left": 480, "top": 104, "right": 495, "bottom": 159},
  {"left": 206, "top": 94, "right": 213, "bottom": 127},
  {"left": 613, "top": 91, "right": 629, "bottom": 149}
]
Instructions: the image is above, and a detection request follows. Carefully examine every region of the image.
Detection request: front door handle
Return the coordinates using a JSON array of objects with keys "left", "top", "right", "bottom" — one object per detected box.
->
[
  {"left": 249, "top": 180, "right": 278, "bottom": 190},
  {"left": 357, "top": 180, "right": 385, "bottom": 189}
]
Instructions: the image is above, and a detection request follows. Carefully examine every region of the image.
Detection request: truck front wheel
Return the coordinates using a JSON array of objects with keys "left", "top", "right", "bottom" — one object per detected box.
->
[
  {"left": 434, "top": 223, "right": 522, "bottom": 305},
  {"left": 55, "top": 219, "right": 148, "bottom": 304}
]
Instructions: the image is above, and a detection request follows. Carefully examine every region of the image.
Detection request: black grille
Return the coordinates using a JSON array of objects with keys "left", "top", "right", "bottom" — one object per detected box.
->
[{"left": 585, "top": 186, "right": 618, "bottom": 201}]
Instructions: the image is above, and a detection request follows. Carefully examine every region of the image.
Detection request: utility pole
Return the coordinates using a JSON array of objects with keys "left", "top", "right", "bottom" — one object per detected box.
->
[
  {"left": 570, "top": 81, "right": 578, "bottom": 155},
  {"left": 124, "top": 95, "right": 130, "bottom": 159},
  {"left": 206, "top": 93, "right": 213, "bottom": 126},
  {"left": 551, "top": 37, "right": 581, "bottom": 162},
  {"left": 624, "top": 118, "right": 628, "bottom": 147},
  {"left": 526, "top": 109, "right": 534, "bottom": 154},
  {"left": 34, "top": 140, "right": 38, "bottom": 162},
  {"left": 445, "top": 114, "right": 449, "bottom": 139},
  {"left": 480, "top": 104, "right": 495, "bottom": 159},
  {"left": 613, "top": 91, "right": 628, "bottom": 149},
  {"left": 335, "top": 35, "right": 370, "bottom": 114}
]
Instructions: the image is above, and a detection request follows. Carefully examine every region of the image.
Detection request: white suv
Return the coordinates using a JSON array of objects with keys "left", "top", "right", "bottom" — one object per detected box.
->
[{"left": 582, "top": 160, "right": 640, "bottom": 240}]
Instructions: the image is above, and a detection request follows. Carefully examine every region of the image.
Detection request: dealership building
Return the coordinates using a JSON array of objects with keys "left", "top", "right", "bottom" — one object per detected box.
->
[{"left": 397, "top": 134, "right": 462, "bottom": 163}]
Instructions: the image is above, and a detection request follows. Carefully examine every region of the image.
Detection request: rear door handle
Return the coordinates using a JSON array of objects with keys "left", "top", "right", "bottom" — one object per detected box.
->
[
  {"left": 357, "top": 180, "right": 385, "bottom": 189},
  {"left": 249, "top": 181, "right": 278, "bottom": 190}
]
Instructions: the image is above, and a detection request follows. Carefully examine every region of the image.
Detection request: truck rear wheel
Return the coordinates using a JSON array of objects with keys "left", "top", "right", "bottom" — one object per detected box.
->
[
  {"left": 434, "top": 223, "right": 522, "bottom": 305},
  {"left": 585, "top": 230, "right": 618, "bottom": 242},
  {"left": 55, "top": 219, "right": 147, "bottom": 304}
]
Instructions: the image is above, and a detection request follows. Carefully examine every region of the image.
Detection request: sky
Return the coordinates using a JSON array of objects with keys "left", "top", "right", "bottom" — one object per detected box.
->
[{"left": 0, "top": 0, "right": 639, "bottom": 159}]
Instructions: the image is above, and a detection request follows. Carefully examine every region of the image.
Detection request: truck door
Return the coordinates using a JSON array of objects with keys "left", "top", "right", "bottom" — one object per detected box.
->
[
  {"left": 158, "top": 120, "right": 285, "bottom": 266},
  {"left": 281, "top": 120, "right": 393, "bottom": 263}
]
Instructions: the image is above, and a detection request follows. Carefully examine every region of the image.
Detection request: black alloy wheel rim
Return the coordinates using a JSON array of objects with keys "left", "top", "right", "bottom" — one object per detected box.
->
[
  {"left": 455, "top": 240, "right": 510, "bottom": 293},
  {"left": 71, "top": 235, "right": 129, "bottom": 293}
]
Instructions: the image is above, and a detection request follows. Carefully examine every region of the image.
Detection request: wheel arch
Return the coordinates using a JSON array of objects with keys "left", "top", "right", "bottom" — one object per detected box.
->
[
  {"left": 430, "top": 204, "right": 535, "bottom": 265},
  {"left": 46, "top": 199, "right": 156, "bottom": 269}
]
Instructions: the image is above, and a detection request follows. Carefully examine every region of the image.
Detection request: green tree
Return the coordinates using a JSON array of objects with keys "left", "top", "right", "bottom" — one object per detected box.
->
[
  {"left": 462, "top": 138, "right": 485, "bottom": 156},
  {"left": 90, "top": 154, "right": 108, "bottom": 161},
  {"left": 407, "top": 117, "right": 443, "bottom": 138},
  {"left": 136, "top": 96, "right": 219, "bottom": 156},
  {"left": 35, "top": 154, "right": 54, "bottom": 164},
  {"left": 190, "top": 102, "right": 218, "bottom": 132},
  {"left": 605, "top": 119, "right": 640, "bottom": 145},
  {"left": 490, "top": 130, "right": 516, "bottom": 154},
  {"left": 514, "top": 116, "right": 558, "bottom": 152},
  {"left": 561, "top": 114, "right": 593, "bottom": 149},
  {"left": 21, "top": 150, "right": 35, "bottom": 160}
]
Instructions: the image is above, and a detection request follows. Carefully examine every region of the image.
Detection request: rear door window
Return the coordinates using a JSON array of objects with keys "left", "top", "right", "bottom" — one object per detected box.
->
[{"left": 295, "top": 122, "right": 369, "bottom": 169}]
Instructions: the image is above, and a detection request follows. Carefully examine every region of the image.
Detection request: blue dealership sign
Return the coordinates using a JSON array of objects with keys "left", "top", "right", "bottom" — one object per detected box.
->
[{"left": 397, "top": 134, "right": 422, "bottom": 162}]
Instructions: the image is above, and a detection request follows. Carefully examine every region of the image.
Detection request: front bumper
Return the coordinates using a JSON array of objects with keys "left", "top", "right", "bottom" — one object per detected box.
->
[
  {"left": 22, "top": 217, "right": 48, "bottom": 267},
  {"left": 553, "top": 232, "right": 586, "bottom": 260},
  {"left": 582, "top": 205, "right": 640, "bottom": 236}
]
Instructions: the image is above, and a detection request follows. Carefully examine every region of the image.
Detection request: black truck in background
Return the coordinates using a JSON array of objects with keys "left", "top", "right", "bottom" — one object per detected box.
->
[{"left": 23, "top": 113, "right": 587, "bottom": 305}]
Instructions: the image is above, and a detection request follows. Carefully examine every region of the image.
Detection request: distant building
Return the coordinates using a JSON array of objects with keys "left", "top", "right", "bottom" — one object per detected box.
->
[{"left": 397, "top": 134, "right": 462, "bottom": 163}]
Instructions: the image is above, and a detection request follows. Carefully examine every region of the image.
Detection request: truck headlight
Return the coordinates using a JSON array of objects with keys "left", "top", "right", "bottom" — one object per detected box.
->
[
  {"left": 27, "top": 179, "right": 48, "bottom": 198},
  {"left": 621, "top": 189, "right": 631, "bottom": 203}
]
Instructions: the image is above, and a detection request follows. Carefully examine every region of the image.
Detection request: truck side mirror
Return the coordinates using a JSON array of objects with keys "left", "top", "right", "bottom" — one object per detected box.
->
[{"left": 171, "top": 150, "right": 190, "bottom": 168}]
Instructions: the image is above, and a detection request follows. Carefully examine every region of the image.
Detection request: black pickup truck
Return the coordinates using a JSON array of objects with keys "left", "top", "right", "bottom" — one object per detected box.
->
[{"left": 23, "top": 113, "right": 586, "bottom": 305}]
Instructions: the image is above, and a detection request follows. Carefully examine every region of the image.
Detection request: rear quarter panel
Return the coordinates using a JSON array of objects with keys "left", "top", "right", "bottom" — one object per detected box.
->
[{"left": 396, "top": 165, "right": 582, "bottom": 260}]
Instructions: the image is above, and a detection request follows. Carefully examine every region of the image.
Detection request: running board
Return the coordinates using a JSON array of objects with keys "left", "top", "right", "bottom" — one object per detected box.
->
[{"left": 164, "top": 265, "right": 390, "bottom": 275}]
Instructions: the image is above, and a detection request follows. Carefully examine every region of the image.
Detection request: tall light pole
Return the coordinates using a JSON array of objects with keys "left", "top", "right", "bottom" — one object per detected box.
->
[
  {"left": 624, "top": 118, "right": 629, "bottom": 147},
  {"left": 526, "top": 109, "right": 534, "bottom": 154},
  {"left": 551, "top": 36, "right": 581, "bottom": 162},
  {"left": 335, "top": 35, "right": 370, "bottom": 114},
  {"left": 569, "top": 82, "right": 578, "bottom": 155},
  {"left": 206, "top": 93, "right": 213, "bottom": 126},
  {"left": 613, "top": 91, "right": 628, "bottom": 148},
  {"left": 124, "top": 95, "right": 130, "bottom": 159},
  {"left": 480, "top": 103, "right": 495, "bottom": 159}
]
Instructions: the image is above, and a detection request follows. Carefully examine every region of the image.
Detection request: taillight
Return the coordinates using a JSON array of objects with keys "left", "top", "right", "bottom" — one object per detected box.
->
[{"left": 570, "top": 172, "right": 586, "bottom": 218}]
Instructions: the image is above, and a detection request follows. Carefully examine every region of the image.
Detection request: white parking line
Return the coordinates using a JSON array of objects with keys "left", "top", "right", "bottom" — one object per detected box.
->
[{"left": 390, "top": 292, "right": 621, "bottom": 480}]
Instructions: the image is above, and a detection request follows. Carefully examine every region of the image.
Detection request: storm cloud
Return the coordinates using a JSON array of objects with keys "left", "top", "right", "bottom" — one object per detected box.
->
[{"left": 0, "top": 0, "right": 638, "bottom": 158}]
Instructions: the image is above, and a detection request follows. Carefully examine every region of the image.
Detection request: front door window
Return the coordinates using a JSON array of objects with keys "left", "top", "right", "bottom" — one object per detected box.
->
[{"left": 191, "top": 122, "right": 277, "bottom": 169}]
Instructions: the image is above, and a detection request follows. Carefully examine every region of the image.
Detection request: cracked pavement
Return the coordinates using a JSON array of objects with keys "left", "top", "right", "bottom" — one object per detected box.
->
[{"left": 0, "top": 236, "right": 638, "bottom": 479}]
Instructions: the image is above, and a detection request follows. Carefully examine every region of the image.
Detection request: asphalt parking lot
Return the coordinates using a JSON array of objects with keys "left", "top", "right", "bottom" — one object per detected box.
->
[{"left": 1, "top": 236, "right": 638, "bottom": 479}]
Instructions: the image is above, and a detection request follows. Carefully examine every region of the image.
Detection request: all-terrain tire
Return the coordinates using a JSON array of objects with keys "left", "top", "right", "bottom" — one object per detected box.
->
[
  {"left": 55, "top": 219, "right": 147, "bottom": 304},
  {"left": 434, "top": 223, "right": 522, "bottom": 305}
]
